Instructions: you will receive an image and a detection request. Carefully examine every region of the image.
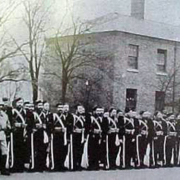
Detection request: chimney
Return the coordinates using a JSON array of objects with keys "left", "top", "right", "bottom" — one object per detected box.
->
[{"left": 131, "top": 0, "right": 145, "bottom": 19}]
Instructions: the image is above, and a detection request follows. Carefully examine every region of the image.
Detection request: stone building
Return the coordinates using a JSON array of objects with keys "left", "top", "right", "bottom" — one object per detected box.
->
[{"left": 44, "top": 0, "right": 180, "bottom": 113}]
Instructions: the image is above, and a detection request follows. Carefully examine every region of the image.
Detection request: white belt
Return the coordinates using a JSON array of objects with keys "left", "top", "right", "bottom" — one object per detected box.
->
[
  {"left": 168, "top": 132, "right": 177, "bottom": 136},
  {"left": 108, "top": 128, "right": 118, "bottom": 134},
  {"left": 73, "top": 128, "right": 83, "bottom": 133},
  {"left": 141, "top": 130, "right": 148, "bottom": 135},
  {"left": 156, "top": 131, "right": 163, "bottom": 136},
  {"left": 35, "top": 123, "right": 46, "bottom": 129},
  {"left": 93, "top": 129, "right": 101, "bottom": 134},
  {"left": 125, "top": 129, "right": 135, "bottom": 135}
]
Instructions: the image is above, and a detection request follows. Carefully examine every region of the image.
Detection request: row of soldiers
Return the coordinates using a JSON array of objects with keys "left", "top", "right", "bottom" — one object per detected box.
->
[{"left": 0, "top": 97, "right": 180, "bottom": 175}]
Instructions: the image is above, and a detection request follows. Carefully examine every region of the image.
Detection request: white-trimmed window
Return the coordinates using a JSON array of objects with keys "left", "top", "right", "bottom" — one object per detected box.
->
[
  {"left": 157, "top": 49, "right": 167, "bottom": 72},
  {"left": 128, "top": 44, "right": 139, "bottom": 69}
]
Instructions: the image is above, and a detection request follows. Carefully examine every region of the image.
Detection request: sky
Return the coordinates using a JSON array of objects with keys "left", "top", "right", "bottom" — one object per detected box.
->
[
  {"left": 7, "top": 0, "right": 180, "bottom": 39},
  {"left": 48, "top": 0, "right": 180, "bottom": 28}
]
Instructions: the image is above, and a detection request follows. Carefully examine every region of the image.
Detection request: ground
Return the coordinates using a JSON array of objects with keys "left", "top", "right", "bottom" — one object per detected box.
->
[{"left": 1, "top": 168, "right": 180, "bottom": 180}]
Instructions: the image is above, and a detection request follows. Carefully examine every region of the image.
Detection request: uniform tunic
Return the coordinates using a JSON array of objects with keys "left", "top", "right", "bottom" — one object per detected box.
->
[{"left": 12, "top": 108, "right": 26, "bottom": 172}]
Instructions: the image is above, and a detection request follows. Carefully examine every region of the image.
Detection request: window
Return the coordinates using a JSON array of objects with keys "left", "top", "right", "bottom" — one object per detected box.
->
[
  {"left": 126, "top": 89, "right": 137, "bottom": 111},
  {"left": 155, "top": 91, "right": 165, "bottom": 111},
  {"left": 128, "top": 44, "right": 139, "bottom": 69},
  {"left": 157, "top": 49, "right": 167, "bottom": 72}
]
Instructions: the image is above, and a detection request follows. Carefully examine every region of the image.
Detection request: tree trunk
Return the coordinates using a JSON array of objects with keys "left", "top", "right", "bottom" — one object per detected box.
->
[
  {"left": 61, "top": 70, "right": 68, "bottom": 104},
  {"left": 61, "top": 79, "right": 67, "bottom": 104},
  {"left": 32, "top": 80, "right": 38, "bottom": 103}
]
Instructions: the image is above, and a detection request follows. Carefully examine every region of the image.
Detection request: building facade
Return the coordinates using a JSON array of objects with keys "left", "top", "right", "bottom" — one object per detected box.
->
[
  {"left": 45, "top": 30, "right": 180, "bottom": 113},
  {"left": 43, "top": 0, "right": 180, "bottom": 113}
]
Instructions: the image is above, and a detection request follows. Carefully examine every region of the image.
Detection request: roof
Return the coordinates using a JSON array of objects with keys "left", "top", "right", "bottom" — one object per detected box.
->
[{"left": 89, "top": 13, "right": 180, "bottom": 42}]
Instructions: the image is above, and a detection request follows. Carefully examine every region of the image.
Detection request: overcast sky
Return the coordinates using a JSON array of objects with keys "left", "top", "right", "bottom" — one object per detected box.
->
[
  {"left": 47, "top": 0, "right": 180, "bottom": 27},
  {"left": 8, "top": 0, "right": 180, "bottom": 39}
]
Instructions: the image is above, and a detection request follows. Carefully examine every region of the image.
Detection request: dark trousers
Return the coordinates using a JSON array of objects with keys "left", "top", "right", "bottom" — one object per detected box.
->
[
  {"left": 73, "top": 133, "right": 83, "bottom": 170},
  {"left": 53, "top": 133, "right": 67, "bottom": 171},
  {"left": 25, "top": 132, "right": 31, "bottom": 165},
  {"left": 139, "top": 135, "right": 148, "bottom": 166},
  {"left": 34, "top": 130, "right": 47, "bottom": 171},
  {"left": 154, "top": 136, "right": 165, "bottom": 165},
  {"left": 108, "top": 133, "right": 118, "bottom": 168},
  {"left": 118, "top": 136, "right": 124, "bottom": 167},
  {"left": 125, "top": 135, "right": 136, "bottom": 168},
  {"left": 99, "top": 134, "right": 107, "bottom": 168},
  {"left": 12, "top": 129, "right": 25, "bottom": 172},
  {"left": 175, "top": 138, "right": 180, "bottom": 165},
  {"left": 166, "top": 137, "right": 176, "bottom": 166},
  {"left": 88, "top": 134, "right": 100, "bottom": 169}
]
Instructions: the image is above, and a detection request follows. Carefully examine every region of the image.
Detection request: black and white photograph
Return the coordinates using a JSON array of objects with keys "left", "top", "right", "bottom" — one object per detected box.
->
[{"left": 1, "top": 0, "right": 180, "bottom": 179}]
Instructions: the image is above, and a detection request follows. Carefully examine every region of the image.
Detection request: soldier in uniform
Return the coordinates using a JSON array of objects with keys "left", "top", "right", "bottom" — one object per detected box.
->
[
  {"left": 124, "top": 111, "right": 136, "bottom": 168},
  {"left": 88, "top": 106, "right": 102, "bottom": 170},
  {"left": 98, "top": 109, "right": 110, "bottom": 170},
  {"left": 11, "top": 98, "right": 27, "bottom": 172},
  {"left": 97, "top": 108, "right": 109, "bottom": 169},
  {"left": 0, "top": 100, "right": 11, "bottom": 175},
  {"left": 24, "top": 102, "right": 35, "bottom": 171},
  {"left": 22, "top": 102, "right": 32, "bottom": 168},
  {"left": 139, "top": 111, "right": 150, "bottom": 168},
  {"left": 33, "top": 100, "right": 49, "bottom": 172},
  {"left": 116, "top": 110, "right": 125, "bottom": 168},
  {"left": 153, "top": 111, "right": 167, "bottom": 167},
  {"left": 52, "top": 104, "right": 67, "bottom": 171},
  {"left": 132, "top": 111, "right": 141, "bottom": 168},
  {"left": 63, "top": 104, "right": 74, "bottom": 170},
  {"left": 108, "top": 108, "right": 119, "bottom": 169},
  {"left": 42, "top": 101, "right": 54, "bottom": 170},
  {"left": 165, "top": 114, "right": 177, "bottom": 167},
  {"left": 81, "top": 106, "right": 91, "bottom": 169},
  {"left": 142, "top": 111, "right": 154, "bottom": 168},
  {"left": 73, "top": 105, "right": 85, "bottom": 170}
]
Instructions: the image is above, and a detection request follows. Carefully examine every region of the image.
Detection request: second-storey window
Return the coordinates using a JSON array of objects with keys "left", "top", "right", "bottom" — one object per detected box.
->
[
  {"left": 157, "top": 49, "right": 167, "bottom": 72},
  {"left": 128, "top": 44, "right": 139, "bottom": 69}
]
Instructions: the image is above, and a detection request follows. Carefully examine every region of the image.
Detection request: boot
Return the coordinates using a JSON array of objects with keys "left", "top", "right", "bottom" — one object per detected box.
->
[{"left": 1, "top": 155, "right": 10, "bottom": 176}]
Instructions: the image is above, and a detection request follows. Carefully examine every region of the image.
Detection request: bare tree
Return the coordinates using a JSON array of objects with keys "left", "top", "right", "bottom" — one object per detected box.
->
[
  {"left": 11, "top": 0, "right": 51, "bottom": 102},
  {"left": 0, "top": 60, "right": 27, "bottom": 82},
  {"left": 43, "top": 13, "right": 117, "bottom": 105},
  {"left": 45, "top": 21, "right": 98, "bottom": 103},
  {"left": 0, "top": 0, "right": 33, "bottom": 93}
]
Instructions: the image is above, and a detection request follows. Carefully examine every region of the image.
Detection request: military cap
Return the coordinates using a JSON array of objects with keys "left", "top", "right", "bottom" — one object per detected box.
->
[
  {"left": 35, "top": 100, "right": 43, "bottom": 105},
  {"left": 2, "top": 97, "right": 9, "bottom": 102},
  {"left": 142, "top": 111, "right": 152, "bottom": 118}
]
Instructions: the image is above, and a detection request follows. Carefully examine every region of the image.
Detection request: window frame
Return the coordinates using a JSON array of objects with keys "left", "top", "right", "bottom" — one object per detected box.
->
[
  {"left": 126, "top": 88, "right": 137, "bottom": 111},
  {"left": 128, "top": 44, "right": 139, "bottom": 70},
  {"left": 155, "top": 91, "right": 165, "bottom": 111},
  {"left": 157, "top": 49, "right": 167, "bottom": 73}
]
